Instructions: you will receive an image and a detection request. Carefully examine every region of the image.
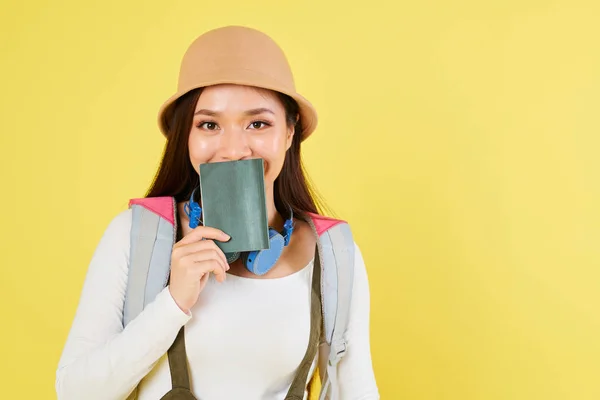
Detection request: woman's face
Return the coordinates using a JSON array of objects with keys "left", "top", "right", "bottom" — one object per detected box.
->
[{"left": 188, "top": 84, "right": 294, "bottom": 189}]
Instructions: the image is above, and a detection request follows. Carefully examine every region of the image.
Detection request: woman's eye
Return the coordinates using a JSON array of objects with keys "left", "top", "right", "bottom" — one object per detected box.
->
[
  {"left": 249, "top": 121, "right": 270, "bottom": 129},
  {"left": 198, "top": 121, "right": 218, "bottom": 130}
]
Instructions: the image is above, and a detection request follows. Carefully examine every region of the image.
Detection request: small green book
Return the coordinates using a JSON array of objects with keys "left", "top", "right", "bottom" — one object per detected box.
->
[{"left": 199, "top": 158, "right": 270, "bottom": 254}]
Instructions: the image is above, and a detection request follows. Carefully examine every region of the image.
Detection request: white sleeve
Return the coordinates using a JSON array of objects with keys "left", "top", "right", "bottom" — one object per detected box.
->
[
  {"left": 55, "top": 209, "right": 192, "bottom": 400},
  {"left": 331, "top": 242, "right": 380, "bottom": 399}
]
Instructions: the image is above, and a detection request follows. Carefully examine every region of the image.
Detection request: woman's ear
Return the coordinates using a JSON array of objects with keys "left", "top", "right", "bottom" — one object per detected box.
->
[{"left": 285, "top": 115, "right": 299, "bottom": 150}]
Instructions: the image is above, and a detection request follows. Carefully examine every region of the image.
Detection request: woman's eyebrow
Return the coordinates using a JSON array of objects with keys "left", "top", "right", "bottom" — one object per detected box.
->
[
  {"left": 194, "top": 109, "right": 218, "bottom": 116},
  {"left": 244, "top": 108, "right": 275, "bottom": 116},
  {"left": 193, "top": 108, "right": 275, "bottom": 116}
]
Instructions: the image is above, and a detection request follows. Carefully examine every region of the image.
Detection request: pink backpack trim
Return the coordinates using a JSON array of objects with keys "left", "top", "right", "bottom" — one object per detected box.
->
[
  {"left": 129, "top": 197, "right": 175, "bottom": 226},
  {"left": 306, "top": 212, "right": 346, "bottom": 236},
  {"left": 129, "top": 197, "right": 346, "bottom": 235}
]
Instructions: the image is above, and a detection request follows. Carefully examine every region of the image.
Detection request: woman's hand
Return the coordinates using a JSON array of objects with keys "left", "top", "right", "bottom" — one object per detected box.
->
[{"left": 168, "top": 226, "right": 230, "bottom": 313}]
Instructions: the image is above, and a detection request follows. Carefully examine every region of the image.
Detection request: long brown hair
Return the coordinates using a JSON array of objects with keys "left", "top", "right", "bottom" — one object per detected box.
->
[{"left": 145, "top": 87, "right": 330, "bottom": 219}]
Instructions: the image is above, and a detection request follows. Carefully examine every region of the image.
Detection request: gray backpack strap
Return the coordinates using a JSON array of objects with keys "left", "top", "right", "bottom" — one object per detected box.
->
[
  {"left": 123, "top": 198, "right": 178, "bottom": 400},
  {"left": 316, "top": 222, "right": 355, "bottom": 400},
  {"left": 123, "top": 200, "right": 177, "bottom": 327}
]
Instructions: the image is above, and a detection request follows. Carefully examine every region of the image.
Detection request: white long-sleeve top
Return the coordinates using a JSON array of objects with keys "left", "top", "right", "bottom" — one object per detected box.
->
[{"left": 55, "top": 209, "right": 379, "bottom": 400}]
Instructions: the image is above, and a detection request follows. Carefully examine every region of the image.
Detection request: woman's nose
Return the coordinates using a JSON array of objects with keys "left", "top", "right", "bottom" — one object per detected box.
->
[{"left": 218, "top": 129, "right": 252, "bottom": 161}]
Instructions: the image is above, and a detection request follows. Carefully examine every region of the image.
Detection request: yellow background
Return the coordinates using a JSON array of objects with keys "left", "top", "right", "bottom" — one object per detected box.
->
[{"left": 1, "top": 0, "right": 599, "bottom": 398}]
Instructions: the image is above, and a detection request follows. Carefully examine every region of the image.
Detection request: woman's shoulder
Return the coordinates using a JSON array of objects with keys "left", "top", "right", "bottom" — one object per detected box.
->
[
  {"left": 105, "top": 208, "right": 134, "bottom": 233},
  {"left": 94, "top": 209, "right": 134, "bottom": 253}
]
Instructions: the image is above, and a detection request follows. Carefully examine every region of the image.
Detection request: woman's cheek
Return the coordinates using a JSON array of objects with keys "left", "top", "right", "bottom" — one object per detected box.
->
[
  {"left": 188, "top": 139, "right": 214, "bottom": 170},
  {"left": 264, "top": 157, "right": 287, "bottom": 185},
  {"left": 250, "top": 135, "right": 286, "bottom": 181}
]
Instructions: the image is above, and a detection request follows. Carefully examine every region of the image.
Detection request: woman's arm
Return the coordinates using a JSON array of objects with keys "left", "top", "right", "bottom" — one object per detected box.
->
[
  {"left": 320, "top": 242, "right": 380, "bottom": 399},
  {"left": 55, "top": 210, "right": 192, "bottom": 400}
]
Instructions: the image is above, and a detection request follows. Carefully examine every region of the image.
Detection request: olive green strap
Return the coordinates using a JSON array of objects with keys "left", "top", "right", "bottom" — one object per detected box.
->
[
  {"left": 167, "top": 327, "right": 192, "bottom": 390},
  {"left": 125, "top": 386, "right": 138, "bottom": 400},
  {"left": 166, "top": 222, "right": 192, "bottom": 391},
  {"left": 285, "top": 245, "right": 323, "bottom": 399},
  {"left": 125, "top": 327, "right": 191, "bottom": 400}
]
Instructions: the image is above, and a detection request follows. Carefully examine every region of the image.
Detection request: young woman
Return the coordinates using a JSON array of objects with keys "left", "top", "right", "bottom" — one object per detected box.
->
[{"left": 56, "top": 25, "right": 379, "bottom": 400}]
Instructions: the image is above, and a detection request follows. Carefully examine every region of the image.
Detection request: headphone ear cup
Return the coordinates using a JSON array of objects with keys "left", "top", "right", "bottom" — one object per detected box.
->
[{"left": 244, "top": 229, "right": 285, "bottom": 275}]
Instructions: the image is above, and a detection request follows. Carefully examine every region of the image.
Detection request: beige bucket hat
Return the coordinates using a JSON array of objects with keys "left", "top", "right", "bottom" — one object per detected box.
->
[{"left": 157, "top": 25, "right": 318, "bottom": 140}]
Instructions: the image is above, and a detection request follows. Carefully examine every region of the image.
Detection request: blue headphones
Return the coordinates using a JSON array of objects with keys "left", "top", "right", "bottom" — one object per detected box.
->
[{"left": 184, "top": 188, "right": 294, "bottom": 276}]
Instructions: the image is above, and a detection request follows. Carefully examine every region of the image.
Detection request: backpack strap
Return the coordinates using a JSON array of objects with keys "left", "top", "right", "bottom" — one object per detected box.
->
[
  {"left": 306, "top": 213, "right": 355, "bottom": 400},
  {"left": 284, "top": 245, "right": 323, "bottom": 400},
  {"left": 123, "top": 197, "right": 179, "bottom": 400},
  {"left": 123, "top": 197, "right": 178, "bottom": 328}
]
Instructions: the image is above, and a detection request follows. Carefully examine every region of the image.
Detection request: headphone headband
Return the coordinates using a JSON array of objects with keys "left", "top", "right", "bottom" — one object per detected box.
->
[
  {"left": 184, "top": 188, "right": 202, "bottom": 229},
  {"left": 282, "top": 208, "right": 294, "bottom": 246}
]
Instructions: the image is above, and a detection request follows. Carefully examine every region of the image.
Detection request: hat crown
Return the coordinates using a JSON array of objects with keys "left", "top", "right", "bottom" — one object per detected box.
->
[
  {"left": 157, "top": 25, "right": 318, "bottom": 139},
  {"left": 178, "top": 26, "right": 296, "bottom": 92}
]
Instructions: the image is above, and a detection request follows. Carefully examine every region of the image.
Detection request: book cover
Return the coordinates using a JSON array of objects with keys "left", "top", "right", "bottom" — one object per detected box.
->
[{"left": 199, "top": 158, "right": 270, "bottom": 254}]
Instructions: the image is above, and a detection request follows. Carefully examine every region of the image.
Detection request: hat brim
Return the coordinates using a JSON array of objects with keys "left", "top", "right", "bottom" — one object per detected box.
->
[{"left": 157, "top": 78, "right": 317, "bottom": 141}]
